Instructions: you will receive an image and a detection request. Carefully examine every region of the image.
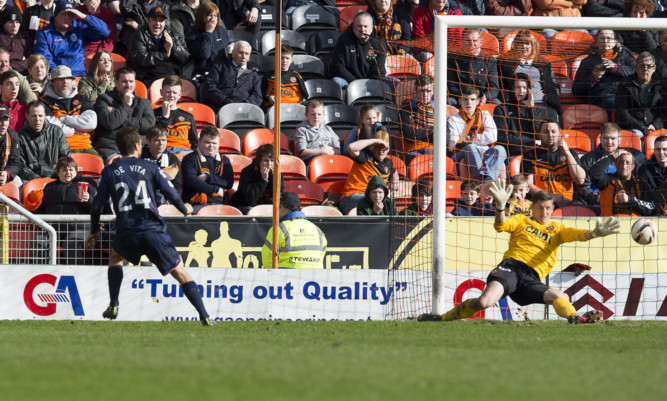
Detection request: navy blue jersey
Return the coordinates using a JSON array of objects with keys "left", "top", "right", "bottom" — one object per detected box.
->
[{"left": 92, "top": 157, "right": 182, "bottom": 234}]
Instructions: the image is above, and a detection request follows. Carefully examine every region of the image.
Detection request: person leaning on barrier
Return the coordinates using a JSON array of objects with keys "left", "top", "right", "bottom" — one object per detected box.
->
[{"left": 261, "top": 191, "right": 327, "bottom": 269}]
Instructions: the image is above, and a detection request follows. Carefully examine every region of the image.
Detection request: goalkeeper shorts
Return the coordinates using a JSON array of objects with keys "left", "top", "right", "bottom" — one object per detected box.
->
[{"left": 487, "top": 258, "right": 548, "bottom": 306}]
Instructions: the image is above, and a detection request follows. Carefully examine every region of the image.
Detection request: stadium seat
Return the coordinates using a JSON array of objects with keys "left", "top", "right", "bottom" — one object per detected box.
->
[
  {"left": 178, "top": 102, "right": 216, "bottom": 130},
  {"left": 246, "top": 204, "right": 273, "bottom": 216},
  {"left": 71, "top": 153, "right": 104, "bottom": 177},
  {"left": 445, "top": 180, "right": 462, "bottom": 211},
  {"left": 550, "top": 30, "right": 594, "bottom": 60},
  {"left": 250, "top": 54, "right": 274, "bottom": 74},
  {"left": 391, "top": 180, "right": 414, "bottom": 208},
  {"left": 285, "top": 180, "right": 325, "bottom": 205},
  {"left": 195, "top": 204, "right": 244, "bottom": 216},
  {"left": 556, "top": 76, "right": 582, "bottom": 105},
  {"left": 346, "top": 79, "right": 393, "bottom": 106},
  {"left": 408, "top": 154, "right": 433, "bottom": 182},
  {"left": 218, "top": 129, "right": 242, "bottom": 154},
  {"left": 561, "top": 129, "right": 592, "bottom": 154},
  {"left": 326, "top": 179, "right": 346, "bottom": 196},
  {"left": 279, "top": 154, "right": 308, "bottom": 180},
  {"left": 570, "top": 54, "right": 588, "bottom": 80},
  {"left": 562, "top": 104, "right": 609, "bottom": 140},
  {"left": 258, "top": 4, "right": 288, "bottom": 32},
  {"left": 261, "top": 30, "right": 307, "bottom": 56},
  {"left": 374, "top": 103, "right": 400, "bottom": 133},
  {"left": 22, "top": 178, "right": 55, "bottom": 206},
  {"left": 308, "top": 155, "right": 354, "bottom": 191},
  {"left": 446, "top": 156, "right": 457, "bottom": 179},
  {"left": 509, "top": 155, "right": 523, "bottom": 177},
  {"left": 243, "top": 128, "right": 292, "bottom": 156},
  {"left": 479, "top": 31, "right": 499, "bottom": 55},
  {"left": 291, "top": 55, "right": 326, "bottom": 79},
  {"left": 387, "top": 155, "right": 407, "bottom": 180},
  {"left": 134, "top": 80, "right": 148, "bottom": 99},
  {"left": 265, "top": 104, "right": 306, "bottom": 138},
  {"left": 106, "top": 155, "right": 121, "bottom": 165},
  {"left": 149, "top": 78, "right": 197, "bottom": 107},
  {"left": 0, "top": 181, "right": 19, "bottom": 202},
  {"left": 305, "top": 79, "right": 345, "bottom": 105},
  {"left": 385, "top": 55, "right": 421, "bottom": 79},
  {"left": 594, "top": 130, "right": 643, "bottom": 153},
  {"left": 323, "top": 104, "right": 360, "bottom": 138},
  {"left": 217, "top": 103, "right": 266, "bottom": 136},
  {"left": 644, "top": 129, "right": 666, "bottom": 158},
  {"left": 338, "top": 5, "right": 366, "bottom": 31},
  {"left": 502, "top": 30, "right": 547, "bottom": 54},
  {"left": 227, "top": 30, "right": 260, "bottom": 54},
  {"left": 479, "top": 103, "right": 497, "bottom": 115},
  {"left": 346, "top": 207, "right": 357, "bottom": 216},
  {"left": 301, "top": 205, "right": 343, "bottom": 216},
  {"left": 447, "top": 105, "right": 459, "bottom": 117},
  {"left": 542, "top": 55, "right": 568, "bottom": 78},
  {"left": 157, "top": 204, "right": 184, "bottom": 216},
  {"left": 424, "top": 56, "right": 434, "bottom": 77},
  {"left": 551, "top": 205, "right": 597, "bottom": 217},
  {"left": 226, "top": 154, "right": 253, "bottom": 180},
  {"left": 84, "top": 52, "right": 126, "bottom": 74},
  {"left": 308, "top": 30, "right": 342, "bottom": 57},
  {"left": 290, "top": 5, "right": 339, "bottom": 32}
]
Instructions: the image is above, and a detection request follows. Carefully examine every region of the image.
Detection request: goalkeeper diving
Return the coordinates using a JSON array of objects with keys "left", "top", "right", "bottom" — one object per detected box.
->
[{"left": 419, "top": 179, "right": 621, "bottom": 324}]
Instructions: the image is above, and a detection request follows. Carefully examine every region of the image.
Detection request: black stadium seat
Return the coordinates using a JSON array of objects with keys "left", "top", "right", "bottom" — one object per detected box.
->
[
  {"left": 217, "top": 103, "right": 266, "bottom": 137},
  {"left": 323, "top": 104, "right": 360, "bottom": 139},
  {"left": 307, "top": 30, "right": 342, "bottom": 57},
  {"left": 346, "top": 79, "right": 393, "bottom": 106},
  {"left": 261, "top": 30, "right": 307, "bottom": 56},
  {"left": 265, "top": 104, "right": 307, "bottom": 139},
  {"left": 304, "top": 79, "right": 345, "bottom": 104},
  {"left": 227, "top": 30, "right": 260, "bottom": 54},
  {"left": 291, "top": 55, "right": 325, "bottom": 79},
  {"left": 290, "top": 5, "right": 339, "bottom": 33}
]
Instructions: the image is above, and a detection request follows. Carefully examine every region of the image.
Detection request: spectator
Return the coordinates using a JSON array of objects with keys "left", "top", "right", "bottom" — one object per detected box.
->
[
  {"left": 447, "top": 28, "right": 501, "bottom": 108},
  {"left": 397, "top": 74, "right": 434, "bottom": 161},
  {"left": 399, "top": 178, "right": 433, "bottom": 216},
  {"left": 637, "top": 134, "right": 667, "bottom": 213},
  {"left": 76, "top": 0, "right": 117, "bottom": 54},
  {"left": 357, "top": 174, "right": 398, "bottom": 215},
  {"left": 505, "top": 174, "right": 532, "bottom": 216},
  {"left": 366, "top": 0, "right": 412, "bottom": 55},
  {"left": 573, "top": 29, "right": 636, "bottom": 113},
  {"left": 201, "top": 40, "right": 262, "bottom": 112},
  {"left": 116, "top": 0, "right": 172, "bottom": 58},
  {"left": 484, "top": 0, "right": 532, "bottom": 15},
  {"left": 229, "top": 143, "right": 285, "bottom": 214},
  {"left": 522, "top": 119, "right": 587, "bottom": 208},
  {"left": 582, "top": 0, "right": 624, "bottom": 16},
  {"left": 0, "top": 70, "right": 25, "bottom": 131},
  {"left": 180, "top": 126, "right": 234, "bottom": 209},
  {"left": 331, "top": 11, "right": 388, "bottom": 90},
  {"left": 616, "top": 51, "right": 662, "bottom": 139},
  {"left": 185, "top": 1, "right": 229, "bottom": 78},
  {"left": 93, "top": 67, "right": 156, "bottom": 162},
  {"left": 340, "top": 130, "right": 398, "bottom": 214},
  {"left": 449, "top": 179, "right": 494, "bottom": 216},
  {"left": 294, "top": 99, "right": 341, "bottom": 163},
  {"left": 153, "top": 75, "right": 197, "bottom": 154},
  {"left": 129, "top": 7, "right": 190, "bottom": 87},
  {"left": 447, "top": 85, "right": 506, "bottom": 182},
  {"left": 217, "top": 0, "right": 261, "bottom": 39},
  {"left": 140, "top": 125, "right": 182, "bottom": 204},
  {"left": 0, "top": 104, "right": 20, "bottom": 187},
  {"left": 458, "top": 0, "right": 485, "bottom": 14},
  {"left": 493, "top": 72, "right": 543, "bottom": 157},
  {"left": 77, "top": 50, "right": 115, "bottom": 105},
  {"left": 18, "top": 100, "right": 71, "bottom": 181},
  {"left": 498, "top": 29, "right": 561, "bottom": 122},
  {"left": 0, "top": 47, "right": 36, "bottom": 104},
  {"left": 616, "top": 0, "right": 659, "bottom": 55},
  {"left": 26, "top": 54, "right": 49, "bottom": 99},
  {"left": 343, "top": 103, "right": 386, "bottom": 157},
  {"left": 34, "top": 0, "right": 110, "bottom": 77},
  {"left": 42, "top": 65, "right": 99, "bottom": 156},
  {"left": 532, "top": 0, "right": 585, "bottom": 16},
  {"left": 262, "top": 44, "right": 308, "bottom": 109},
  {"left": 0, "top": 6, "right": 27, "bottom": 72},
  {"left": 20, "top": 0, "right": 55, "bottom": 56},
  {"left": 170, "top": 0, "right": 211, "bottom": 40},
  {"left": 652, "top": 30, "right": 667, "bottom": 78},
  {"left": 579, "top": 122, "right": 622, "bottom": 206},
  {"left": 412, "top": 0, "right": 463, "bottom": 61},
  {"left": 589, "top": 150, "right": 655, "bottom": 216}
]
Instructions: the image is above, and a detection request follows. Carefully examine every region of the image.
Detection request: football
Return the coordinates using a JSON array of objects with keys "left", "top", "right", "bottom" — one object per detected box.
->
[{"left": 631, "top": 218, "right": 657, "bottom": 245}]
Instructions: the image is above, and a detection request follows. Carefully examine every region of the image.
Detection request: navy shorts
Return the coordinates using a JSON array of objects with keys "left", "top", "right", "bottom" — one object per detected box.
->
[
  {"left": 112, "top": 231, "right": 182, "bottom": 276},
  {"left": 487, "top": 258, "right": 548, "bottom": 306}
]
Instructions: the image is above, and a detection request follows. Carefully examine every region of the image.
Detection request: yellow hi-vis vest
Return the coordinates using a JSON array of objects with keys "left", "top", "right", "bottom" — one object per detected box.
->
[{"left": 261, "top": 217, "right": 327, "bottom": 268}]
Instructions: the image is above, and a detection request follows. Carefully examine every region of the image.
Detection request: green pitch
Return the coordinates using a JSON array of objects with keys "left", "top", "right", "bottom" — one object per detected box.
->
[{"left": 1, "top": 320, "right": 666, "bottom": 401}]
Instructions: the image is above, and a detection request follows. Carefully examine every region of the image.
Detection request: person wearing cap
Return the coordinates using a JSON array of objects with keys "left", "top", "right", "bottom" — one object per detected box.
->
[
  {"left": 41, "top": 65, "right": 99, "bottom": 156},
  {"left": 0, "top": 6, "right": 27, "bottom": 72},
  {"left": 0, "top": 103, "right": 21, "bottom": 187},
  {"left": 33, "top": 0, "right": 110, "bottom": 77},
  {"left": 116, "top": 0, "right": 173, "bottom": 58},
  {"left": 129, "top": 6, "right": 190, "bottom": 87},
  {"left": 261, "top": 191, "right": 327, "bottom": 269}
]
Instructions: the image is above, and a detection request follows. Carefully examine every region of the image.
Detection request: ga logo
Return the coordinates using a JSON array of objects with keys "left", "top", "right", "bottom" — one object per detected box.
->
[{"left": 23, "top": 274, "right": 84, "bottom": 316}]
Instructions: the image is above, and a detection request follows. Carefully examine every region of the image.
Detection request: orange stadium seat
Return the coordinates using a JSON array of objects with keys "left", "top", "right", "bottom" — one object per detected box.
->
[
  {"left": 391, "top": 180, "right": 414, "bottom": 208},
  {"left": 509, "top": 155, "right": 523, "bottom": 178},
  {"left": 408, "top": 154, "right": 433, "bottom": 182},
  {"left": 195, "top": 205, "right": 244, "bottom": 216},
  {"left": 562, "top": 104, "right": 609, "bottom": 140},
  {"left": 551, "top": 205, "right": 597, "bottom": 217},
  {"left": 480, "top": 31, "right": 499, "bottom": 55},
  {"left": 550, "top": 31, "right": 594, "bottom": 60},
  {"left": 594, "top": 130, "right": 643, "bottom": 153},
  {"left": 301, "top": 205, "right": 343, "bottom": 216},
  {"left": 279, "top": 155, "right": 308, "bottom": 180},
  {"left": 246, "top": 204, "right": 273, "bottom": 216},
  {"left": 218, "top": 129, "right": 242, "bottom": 154},
  {"left": 326, "top": 179, "right": 346, "bottom": 196},
  {"left": 570, "top": 54, "right": 588, "bottom": 80},
  {"left": 84, "top": 52, "right": 126, "bottom": 74},
  {"left": 226, "top": 154, "right": 253, "bottom": 180},
  {"left": 445, "top": 180, "right": 462, "bottom": 212},
  {"left": 71, "top": 153, "right": 104, "bottom": 177},
  {"left": 447, "top": 105, "right": 459, "bottom": 117},
  {"left": 385, "top": 55, "right": 422, "bottom": 79},
  {"left": 542, "top": 55, "right": 568, "bottom": 78},
  {"left": 502, "top": 30, "right": 547, "bottom": 54},
  {"left": 22, "top": 178, "right": 55, "bottom": 206},
  {"left": 0, "top": 182, "right": 20, "bottom": 202},
  {"left": 561, "top": 129, "right": 592, "bottom": 154},
  {"left": 134, "top": 80, "right": 148, "bottom": 99},
  {"left": 446, "top": 156, "right": 458, "bottom": 179},
  {"left": 424, "top": 56, "right": 435, "bottom": 78},
  {"left": 243, "top": 128, "right": 291, "bottom": 157},
  {"left": 149, "top": 78, "right": 197, "bottom": 107},
  {"left": 387, "top": 155, "right": 407, "bottom": 181},
  {"left": 285, "top": 180, "right": 325, "bottom": 205},
  {"left": 178, "top": 102, "right": 216, "bottom": 130},
  {"left": 309, "top": 155, "right": 354, "bottom": 192},
  {"left": 479, "top": 103, "right": 497, "bottom": 115},
  {"left": 338, "top": 5, "right": 366, "bottom": 31},
  {"left": 157, "top": 204, "right": 184, "bottom": 216},
  {"left": 644, "top": 129, "right": 667, "bottom": 158}
]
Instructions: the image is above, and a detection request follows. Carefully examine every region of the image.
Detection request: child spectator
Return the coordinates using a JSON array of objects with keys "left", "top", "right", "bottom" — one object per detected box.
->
[
  {"left": 400, "top": 179, "right": 433, "bottom": 216},
  {"left": 506, "top": 174, "right": 532, "bottom": 216},
  {"left": 153, "top": 75, "right": 197, "bottom": 154},
  {"left": 0, "top": 70, "right": 26, "bottom": 132},
  {"left": 140, "top": 125, "right": 182, "bottom": 205},
  {"left": 294, "top": 99, "right": 340, "bottom": 163},
  {"left": 262, "top": 44, "right": 308, "bottom": 109},
  {"left": 449, "top": 179, "right": 494, "bottom": 216},
  {"left": 357, "top": 174, "right": 398, "bottom": 216},
  {"left": 342, "top": 104, "right": 386, "bottom": 157},
  {"left": 0, "top": 6, "right": 27, "bottom": 72}
]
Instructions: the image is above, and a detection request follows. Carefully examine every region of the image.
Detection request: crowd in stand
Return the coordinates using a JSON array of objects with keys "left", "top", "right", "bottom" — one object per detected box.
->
[{"left": 0, "top": 0, "right": 666, "bottom": 221}]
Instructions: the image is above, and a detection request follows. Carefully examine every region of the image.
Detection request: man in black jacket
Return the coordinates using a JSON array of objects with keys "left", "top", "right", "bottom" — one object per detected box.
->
[
  {"left": 93, "top": 67, "right": 156, "bottom": 162},
  {"left": 638, "top": 134, "right": 667, "bottom": 214},
  {"left": 331, "top": 11, "right": 387, "bottom": 90},
  {"left": 615, "top": 52, "right": 662, "bottom": 139},
  {"left": 0, "top": 104, "right": 20, "bottom": 187}
]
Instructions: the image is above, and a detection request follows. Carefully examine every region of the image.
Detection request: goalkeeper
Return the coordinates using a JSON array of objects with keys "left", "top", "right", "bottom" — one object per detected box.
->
[{"left": 419, "top": 179, "right": 621, "bottom": 324}]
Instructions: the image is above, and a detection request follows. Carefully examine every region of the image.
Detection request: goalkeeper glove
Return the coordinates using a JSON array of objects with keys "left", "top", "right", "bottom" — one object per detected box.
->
[
  {"left": 488, "top": 179, "right": 513, "bottom": 212},
  {"left": 591, "top": 217, "right": 621, "bottom": 238}
]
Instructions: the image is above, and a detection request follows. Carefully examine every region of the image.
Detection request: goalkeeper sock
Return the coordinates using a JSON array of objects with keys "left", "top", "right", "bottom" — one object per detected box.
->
[
  {"left": 552, "top": 297, "right": 577, "bottom": 319},
  {"left": 443, "top": 299, "right": 479, "bottom": 321},
  {"left": 108, "top": 265, "right": 123, "bottom": 307},
  {"left": 182, "top": 281, "right": 209, "bottom": 319}
]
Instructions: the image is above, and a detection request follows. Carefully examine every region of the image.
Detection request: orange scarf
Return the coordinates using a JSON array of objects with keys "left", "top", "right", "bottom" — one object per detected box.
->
[
  {"left": 371, "top": 3, "right": 393, "bottom": 41},
  {"left": 597, "top": 46, "right": 619, "bottom": 60},
  {"left": 459, "top": 109, "right": 484, "bottom": 143}
]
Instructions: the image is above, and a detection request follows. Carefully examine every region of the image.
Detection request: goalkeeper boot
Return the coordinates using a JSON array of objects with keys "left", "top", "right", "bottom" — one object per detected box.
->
[
  {"left": 417, "top": 313, "right": 443, "bottom": 322},
  {"left": 201, "top": 316, "right": 216, "bottom": 327},
  {"left": 102, "top": 305, "right": 118, "bottom": 320},
  {"left": 568, "top": 310, "right": 602, "bottom": 324}
]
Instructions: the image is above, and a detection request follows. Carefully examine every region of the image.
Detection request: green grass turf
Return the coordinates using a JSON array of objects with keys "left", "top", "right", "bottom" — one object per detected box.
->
[{"left": 1, "top": 320, "right": 666, "bottom": 401}]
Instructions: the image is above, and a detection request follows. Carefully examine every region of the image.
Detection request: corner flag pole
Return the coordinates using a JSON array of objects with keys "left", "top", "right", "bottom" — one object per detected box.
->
[{"left": 272, "top": 2, "right": 283, "bottom": 269}]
